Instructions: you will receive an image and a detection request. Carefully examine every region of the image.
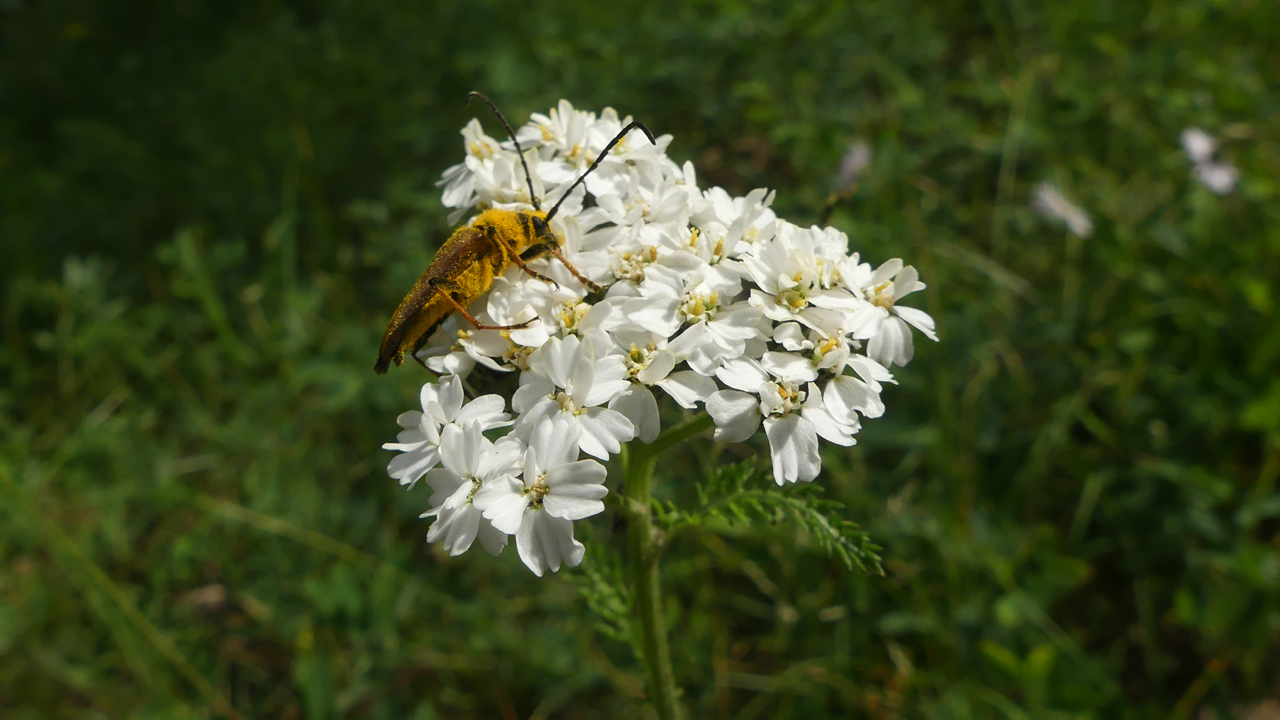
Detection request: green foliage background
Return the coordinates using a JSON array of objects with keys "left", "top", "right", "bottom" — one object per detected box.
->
[{"left": 3, "top": 1, "right": 1279, "bottom": 717}]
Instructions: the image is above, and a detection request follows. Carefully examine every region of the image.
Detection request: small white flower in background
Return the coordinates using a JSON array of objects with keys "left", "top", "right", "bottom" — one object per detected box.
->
[
  {"left": 386, "top": 100, "right": 939, "bottom": 574},
  {"left": 1194, "top": 162, "right": 1239, "bottom": 196},
  {"left": 1032, "top": 182, "right": 1093, "bottom": 238},
  {"left": 1181, "top": 127, "right": 1239, "bottom": 196},
  {"left": 837, "top": 140, "right": 872, "bottom": 189},
  {"left": 1181, "top": 128, "right": 1217, "bottom": 165}
]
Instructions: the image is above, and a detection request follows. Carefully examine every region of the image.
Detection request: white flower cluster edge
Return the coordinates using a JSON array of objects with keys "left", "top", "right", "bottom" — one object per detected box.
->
[{"left": 383, "top": 100, "right": 938, "bottom": 576}]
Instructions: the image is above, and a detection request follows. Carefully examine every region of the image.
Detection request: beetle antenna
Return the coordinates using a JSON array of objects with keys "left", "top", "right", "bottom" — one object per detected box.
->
[
  {"left": 467, "top": 92, "right": 540, "bottom": 210},
  {"left": 545, "top": 121, "right": 656, "bottom": 223}
]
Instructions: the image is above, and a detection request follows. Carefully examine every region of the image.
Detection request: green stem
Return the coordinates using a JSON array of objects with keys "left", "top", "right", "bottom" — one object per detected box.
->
[
  {"left": 642, "top": 412, "right": 715, "bottom": 463},
  {"left": 621, "top": 412, "right": 709, "bottom": 720}
]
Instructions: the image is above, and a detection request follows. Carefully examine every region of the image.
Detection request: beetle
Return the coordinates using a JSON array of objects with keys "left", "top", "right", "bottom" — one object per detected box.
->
[{"left": 374, "top": 92, "right": 654, "bottom": 375}]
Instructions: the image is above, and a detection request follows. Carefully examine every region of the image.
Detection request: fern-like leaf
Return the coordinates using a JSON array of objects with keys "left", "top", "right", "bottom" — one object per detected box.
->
[{"left": 666, "top": 459, "right": 883, "bottom": 575}]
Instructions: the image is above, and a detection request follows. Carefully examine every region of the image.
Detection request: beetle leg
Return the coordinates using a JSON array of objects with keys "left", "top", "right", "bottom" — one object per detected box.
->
[
  {"left": 519, "top": 242, "right": 553, "bottom": 260},
  {"left": 485, "top": 229, "right": 561, "bottom": 289},
  {"left": 522, "top": 242, "right": 603, "bottom": 293},
  {"left": 431, "top": 287, "right": 537, "bottom": 331},
  {"left": 544, "top": 245, "right": 604, "bottom": 293}
]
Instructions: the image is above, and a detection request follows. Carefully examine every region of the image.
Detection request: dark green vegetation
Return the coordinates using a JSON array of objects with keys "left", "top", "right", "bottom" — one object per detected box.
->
[{"left": 3, "top": 1, "right": 1279, "bottom": 717}]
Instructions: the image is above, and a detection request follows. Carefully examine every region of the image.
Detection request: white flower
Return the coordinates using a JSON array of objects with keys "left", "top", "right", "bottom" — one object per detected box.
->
[
  {"left": 837, "top": 140, "right": 872, "bottom": 189},
  {"left": 845, "top": 259, "right": 938, "bottom": 368},
  {"left": 708, "top": 355, "right": 857, "bottom": 484},
  {"left": 474, "top": 419, "right": 607, "bottom": 576},
  {"left": 1181, "top": 127, "right": 1239, "bottom": 196},
  {"left": 1181, "top": 128, "right": 1217, "bottom": 165},
  {"left": 383, "top": 375, "right": 511, "bottom": 488},
  {"left": 608, "top": 337, "right": 717, "bottom": 442},
  {"left": 1032, "top": 182, "right": 1093, "bottom": 238},
  {"left": 1195, "top": 162, "right": 1239, "bottom": 195},
  {"left": 692, "top": 187, "right": 778, "bottom": 255},
  {"left": 420, "top": 423, "right": 523, "bottom": 557},
  {"left": 512, "top": 335, "right": 636, "bottom": 459},
  {"left": 416, "top": 316, "right": 523, "bottom": 379},
  {"left": 768, "top": 322, "right": 894, "bottom": 424},
  {"left": 741, "top": 222, "right": 864, "bottom": 337},
  {"left": 485, "top": 272, "right": 612, "bottom": 350},
  {"left": 437, "top": 118, "right": 502, "bottom": 211},
  {"left": 823, "top": 354, "right": 894, "bottom": 423}
]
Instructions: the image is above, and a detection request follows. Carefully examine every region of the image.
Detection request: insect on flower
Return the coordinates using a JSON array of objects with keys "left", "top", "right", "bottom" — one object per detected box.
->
[{"left": 374, "top": 93, "right": 655, "bottom": 374}]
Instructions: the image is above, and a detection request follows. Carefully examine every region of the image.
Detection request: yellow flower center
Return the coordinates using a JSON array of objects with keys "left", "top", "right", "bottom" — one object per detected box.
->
[
  {"left": 624, "top": 342, "right": 657, "bottom": 378},
  {"left": 556, "top": 301, "right": 592, "bottom": 333},
  {"left": 555, "top": 390, "right": 586, "bottom": 415},
  {"left": 769, "top": 382, "right": 807, "bottom": 416},
  {"left": 503, "top": 345, "right": 534, "bottom": 370},
  {"left": 528, "top": 475, "right": 550, "bottom": 508},
  {"left": 779, "top": 289, "right": 808, "bottom": 311},
  {"left": 611, "top": 246, "right": 658, "bottom": 283},
  {"left": 870, "top": 281, "right": 895, "bottom": 309},
  {"left": 680, "top": 291, "right": 720, "bottom": 321}
]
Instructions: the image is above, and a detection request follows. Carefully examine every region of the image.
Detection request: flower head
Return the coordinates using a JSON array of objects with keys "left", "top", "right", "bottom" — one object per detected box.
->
[{"left": 384, "top": 99, "right": 936, "bottom": 574}]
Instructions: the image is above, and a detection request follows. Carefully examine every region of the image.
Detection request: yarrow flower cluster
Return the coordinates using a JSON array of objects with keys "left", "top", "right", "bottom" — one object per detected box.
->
[{"left": 384, "top": 100, "right": 937, "bottom": 575}]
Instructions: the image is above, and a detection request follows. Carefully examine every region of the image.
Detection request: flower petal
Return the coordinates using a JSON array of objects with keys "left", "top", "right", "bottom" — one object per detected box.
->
[
  {"left": 529, "top": 415, "right": 582, "bottom": 469},
  {"left": 440, "top": 423, "right": 487, "bottom": 478},
  {"left": 824, "top": 375, "right": 884, "bottom": 421},
  {"left": 763, "top": 414, "right": 821, "bottom": 484},
  {"left": 582, "top": 356, "right": 630, "bottom": 407},
  {"left": 387, "top": 446, "right": 441, "bottom": 487},
  {"left": 434, "top": 374, "right": 465, "bottom": 423},
  {"left": 867, "top": 315, "right": 914, "bottom": 367},
  {"left": 576, "top": 407, "right": 635, "bottom": 459},
  {"left": 802, "top": 385, "right": 858, "bottom": 446},
  {"left": 656, "top": 370, "right": 718, "bottom": 409},
  {"left": 716, "top": 357, "right": 769, "bottom": 393},
  {"left": 396, "top": 411, "right": 423, "bottom": 430},
  {"left": 761, "top": 351, "right": 818, "bottom": 384},
  {"left": 893, "top": 306, "right": 938, "bottom": 341},
  {"left": 476, "top": 520, "right": 508, "bottom": 556},
  {"left": 636, "top": 350, "right": 676, "bottom": 385},
  {"left": 531, "top": 335, "right": 582, "bottom": 388},
  {"left": 473, "top": 475, "right": 531, "bottom": 535},
  {"left": 513, "top": 377, "right": 555, "bottom": 414},
  {"left": 870, "top": 258, "right": 903, "bottom": 287},
  {"left": 706, "top": 390, "right": 761, "bottom": 443},
  {"left": 608, "top": 385, "right": 661, "bottom": 443},
  {"left": 516, "top": 511, "right": 584, "bottom": 576},
  {"left": 543, "top": 461, "right": 608, "bottom": 520},
  {"left": 892, "top": 265, "right": 924, "bottom": 299},
  {"left": 454, "top": 394, "right": 512, "bottom": 430}
]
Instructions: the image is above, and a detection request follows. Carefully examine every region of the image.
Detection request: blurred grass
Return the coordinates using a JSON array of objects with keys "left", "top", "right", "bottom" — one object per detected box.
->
[{"left": 2, "top": 0, "right": 1279, "bottom": 717}]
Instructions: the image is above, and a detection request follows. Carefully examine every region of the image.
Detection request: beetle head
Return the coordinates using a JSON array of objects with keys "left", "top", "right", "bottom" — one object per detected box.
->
[{"left": 523, "top": 210, "right": 556, "bottom": 247}]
